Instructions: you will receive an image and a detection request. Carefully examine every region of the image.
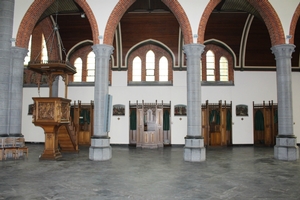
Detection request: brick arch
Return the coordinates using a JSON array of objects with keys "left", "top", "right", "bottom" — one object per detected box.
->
[
  {"left": 197, "top": 0, "right": 222, "bottom": 44},
  {"left": 197, "top": 0, "right": 285, "bottom": 46},
  {"left": 16, "top": 0, "right": 55, "bottom": 48},
  {"left": 289, "top": 3, "right": 300, "bottom": 44},
  {"left": 16, "top": 0, "right": 99, "bottom": 48},
  {"left": 103, "top": 0, "right": 193, "bottom": 45},
  {"left": 74, "top": 0, "right": 99, "bottom": 44},
  {"left": 161, "top": 0, "right": 193, "bottom": 44}
]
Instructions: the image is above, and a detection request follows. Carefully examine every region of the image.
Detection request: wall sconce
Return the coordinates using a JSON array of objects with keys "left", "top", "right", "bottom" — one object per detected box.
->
[{"left": 81, "top": 13, "right": 85, "bottom": 18}]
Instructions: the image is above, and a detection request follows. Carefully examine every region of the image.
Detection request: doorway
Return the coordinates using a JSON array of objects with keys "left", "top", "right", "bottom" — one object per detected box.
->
[
  {"left": 253, "top": 101, "right": 278, "bottom": 146},
  {"left": 202, "top": 100, "right": 232, "bottom": 147},
  {"left": 129, "top": 100, "right": 171, "bottom": 148}
]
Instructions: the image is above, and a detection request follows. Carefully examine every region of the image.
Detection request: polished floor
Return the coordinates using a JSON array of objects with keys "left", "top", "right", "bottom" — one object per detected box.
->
[{"left": 1, "top": 144, "right": 300, "bottom": 200}]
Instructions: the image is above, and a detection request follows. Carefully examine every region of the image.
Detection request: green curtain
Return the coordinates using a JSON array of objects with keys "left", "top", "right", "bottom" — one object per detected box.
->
[
  {"left": 226, "top": 110, "right": 231, "bottom": 131},
  {"left": 130, "top": 110, "right": 137, "bottom": 130},
  {"left": 254, "top": 110, "right": 264, "bottom": 131},
  {"left": 210, "top": 110, "right": 220, "bottom": 125},
  {"left": 163, "top": 110, "right": 170, "bottom": 130},
  {"left": 79, "top": 109, "right": 90, "bottom": 124}
]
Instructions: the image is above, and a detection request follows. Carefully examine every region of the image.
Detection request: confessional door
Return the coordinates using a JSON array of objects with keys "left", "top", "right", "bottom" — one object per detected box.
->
[
  {"left": 129, "top": 101, "right": 171, "bottom": 148},
  {"left": 202, "top": 101, "right": 232, "bottom": 147},
  {"left": 253, "top": 101, "right": 278, "bottom": 146}
]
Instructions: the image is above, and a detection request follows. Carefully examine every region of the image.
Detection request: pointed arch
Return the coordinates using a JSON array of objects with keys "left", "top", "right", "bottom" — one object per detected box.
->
[
  {"left": 103, "top": 0, "right": 136, "bottom": 45},
  {"left": 74, "top": 0, "right": 99, "bottom": 44},
  {"left": 289, "top": 3, "right": 300, "bottom": 44},
  {"left": 197, "top": 0, "right": 285, "bottom": 46},
  {"left": 16, "top": 0, "right": 99, "bottom": 48},
  {"left": 103, "top": 0, "right": 193, "bottom": 45},
  {"left": 161, "top": 0, "right": 193, "bottom": 44},
  {"left": 16, "top": 0, "right": 55, "bottom": 48}
]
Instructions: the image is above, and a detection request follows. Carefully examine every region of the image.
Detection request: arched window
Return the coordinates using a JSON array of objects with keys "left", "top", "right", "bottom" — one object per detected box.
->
[
  {"left": 87, "top": 51, "right": 95, "bottom": 82},
  {"left": 132, "top": 56, "right": 141, "bottom": 81},
  {"left": 127, "top": 43, "right": 173, "bottom": 84},
  {"left": 41, "top": 34, "right": 48, "bottom": 62},
  {"left": 146, "top": 50, "right": 155, "bottom": 81},
  {"left": 206, "top": 50, "right": 215, "bottom": 81},
  {"left": 159, "top": 56, "right": 168, "bottom": 81},
  {"left": 220, "top": 56, "right": 228, "bottom": 81},
  {"left": 201, "top": 43, "right": 234, "bottom": 84},
  {"left": 73, "top": 58, "right": 82, "bottom": 82},
  {"left": 24, "top": 35, "right": 32, "bottom": 66}
]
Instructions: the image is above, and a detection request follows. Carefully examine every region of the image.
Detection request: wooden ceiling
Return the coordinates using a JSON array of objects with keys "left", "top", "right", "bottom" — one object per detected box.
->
[{"left": 36, "top": 0, "right": 300, "bottom": 69}]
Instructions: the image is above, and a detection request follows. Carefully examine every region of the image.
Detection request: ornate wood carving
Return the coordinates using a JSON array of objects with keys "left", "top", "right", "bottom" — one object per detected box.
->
[{"left": 32, "top": 97, "right": 71, "bottom": 160}]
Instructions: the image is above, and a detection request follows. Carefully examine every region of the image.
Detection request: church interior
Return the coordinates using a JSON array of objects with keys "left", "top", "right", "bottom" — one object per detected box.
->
[{"left": 1, "top": 0, "right": 300, "bottom": 198}]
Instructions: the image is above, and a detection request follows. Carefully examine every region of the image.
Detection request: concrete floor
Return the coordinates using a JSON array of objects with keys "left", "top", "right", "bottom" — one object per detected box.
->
[{"left": 1, "top": 144, "right": 300, "bottom": 200}]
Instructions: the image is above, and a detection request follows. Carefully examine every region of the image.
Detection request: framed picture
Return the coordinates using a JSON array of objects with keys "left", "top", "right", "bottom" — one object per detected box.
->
[
  {"left": 236, "top": 104, "right": 248, "bottom": 116},
  {"left": 113, "top": 104, "right": 125, "bottom": 116},
  {"left": 174, "top": 104, "right": 187, "bottom": 116},
  {"left": 28, "top": 104, "right": 34, "bottom": 115}
]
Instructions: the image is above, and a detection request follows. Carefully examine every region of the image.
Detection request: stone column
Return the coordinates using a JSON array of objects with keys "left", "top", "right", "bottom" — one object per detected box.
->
[
  {"left": 51, "top": 76, "right": 59, "bottom": 97},
  {"left": 0, "top": 0, "right": 14, "bottom": 136},
  {"left": 183, "top": 44, "right": 206, "bottom": 162},
  {"left": 9, "top": 47, "right": 28, "bottom": 136},
  {"left": 89, "top": 44, "right": 114, "bottom": 161},
  {"left": 271, "top": 44, "right": 299, "bottom": 161}
]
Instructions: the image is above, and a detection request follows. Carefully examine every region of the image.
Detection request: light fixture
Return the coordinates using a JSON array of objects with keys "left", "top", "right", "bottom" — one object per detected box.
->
[{"left": 80, "top": 13, "right": 85, "bottom": 18}]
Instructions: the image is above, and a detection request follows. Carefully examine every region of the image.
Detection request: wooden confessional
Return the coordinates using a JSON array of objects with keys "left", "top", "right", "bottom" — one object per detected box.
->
[
  {"left": 71, "top": 101, "right": 94, "bottom": 146},
  {"left": 202, "top": 100, "right": 232, "bottom": 147},
  {"left": 253, "top": 101, "right": 278, "bottom": 146},
  {"left": 129, "top": 101, "right": 171, "bottom": 148}
]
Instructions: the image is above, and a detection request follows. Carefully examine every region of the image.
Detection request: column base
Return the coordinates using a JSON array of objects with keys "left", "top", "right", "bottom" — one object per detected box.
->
[
  {"left": 89, "top": 136, "right": 112, "bottom": 161},
  {"left": 9, "top": 133, "right": 24, "bottom": 137},
  {"left": 184, "top": 137, "right": 206, "bottom": 162},
  {"left": 274, "top": 136, "right": 299, "bottom": 161}
]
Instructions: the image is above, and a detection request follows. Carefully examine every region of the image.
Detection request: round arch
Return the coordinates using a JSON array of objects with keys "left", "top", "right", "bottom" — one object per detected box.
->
[
  {"left": 103, "top": 0, "right": 193, "bottom": 45},
  {"left": 16, "top": 0, "right": 99, "bottom": 48},
  {"left": 197, "top": 0, "right": 285, "bottom": 46},
  {"left": 289, "top": 3, "right": 300, "bottom": 44}
]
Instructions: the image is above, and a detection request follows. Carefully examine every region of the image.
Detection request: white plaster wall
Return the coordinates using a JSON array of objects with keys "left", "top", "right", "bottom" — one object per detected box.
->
[
  {"left": 109, "top": 70, "right": 187, "bottom": 144},
  {"left": 86, "top": 0, "right": 118, "bottom": 43},
  {"left": 269, "top": 0, "right": 300, "bottom": 43},
  {"left": 292, "top": 72, "right": 300, "bottom": 142},
  {"left": 12, "top": 0, "right": 34, "bottom": 40},
  {"left": 23, "top": 70, "right": 299, "bottom": 145},
  {"left": 178, "top": 0, "right": 209, "bottom": 43},
  {"left": 22, "top": 87, "right": 49, "bottom": 142}
]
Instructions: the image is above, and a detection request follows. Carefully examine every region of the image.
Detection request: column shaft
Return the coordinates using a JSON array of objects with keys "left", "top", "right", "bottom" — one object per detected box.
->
[
  {"left": 0, "top": 0, "right": 14, "bottom": 136},
  {"left": 183, "top": 43, "right": 206, "bottom": 162},
  {"left": 89, "top": 44, "right": 114, "bottom": 161},
  {"left": 9, "top": 47, "right": 28, "bottom": 136},
  {"left": 272, "top": 44, "right": 299, "bottom": 161}
]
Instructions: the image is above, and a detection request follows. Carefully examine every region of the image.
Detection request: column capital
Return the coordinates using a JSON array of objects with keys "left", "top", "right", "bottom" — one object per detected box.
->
[
  {"left": 92, "top": 44, "right": 114, "bottom": 58},
  {"left": 271, "top": 44, "right": 295, "bottom": 60},
  {"left": 11, "top": 46, "right": 28, "bottom": 60},
  {"left": 183, "top": 43, "right": 205, "bottom": 58}
]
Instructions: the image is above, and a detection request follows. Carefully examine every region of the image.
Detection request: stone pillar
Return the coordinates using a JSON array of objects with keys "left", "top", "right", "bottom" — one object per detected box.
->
[
  {"left": 51, "top": 76, "right": 59, "bottom": 97},
  {"left": 9, "top": 47, "right": 28, "bottom": 136},
  {"left": 183, "top": 44, "right": 206, "bottom": 162},
  {"left": 0, "top": 0, "right": 14, "bottom": 136},
  {"left": 89, "top": 44, "right": 114, "bottom": 161},
  {"left": 271, "top": 44, "right": 299, "bottom": 161}
]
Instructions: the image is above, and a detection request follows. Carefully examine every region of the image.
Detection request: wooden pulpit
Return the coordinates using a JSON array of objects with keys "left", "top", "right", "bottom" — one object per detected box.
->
[{"left": 32, "top": 97, "right": 71, "bottom": 160}]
